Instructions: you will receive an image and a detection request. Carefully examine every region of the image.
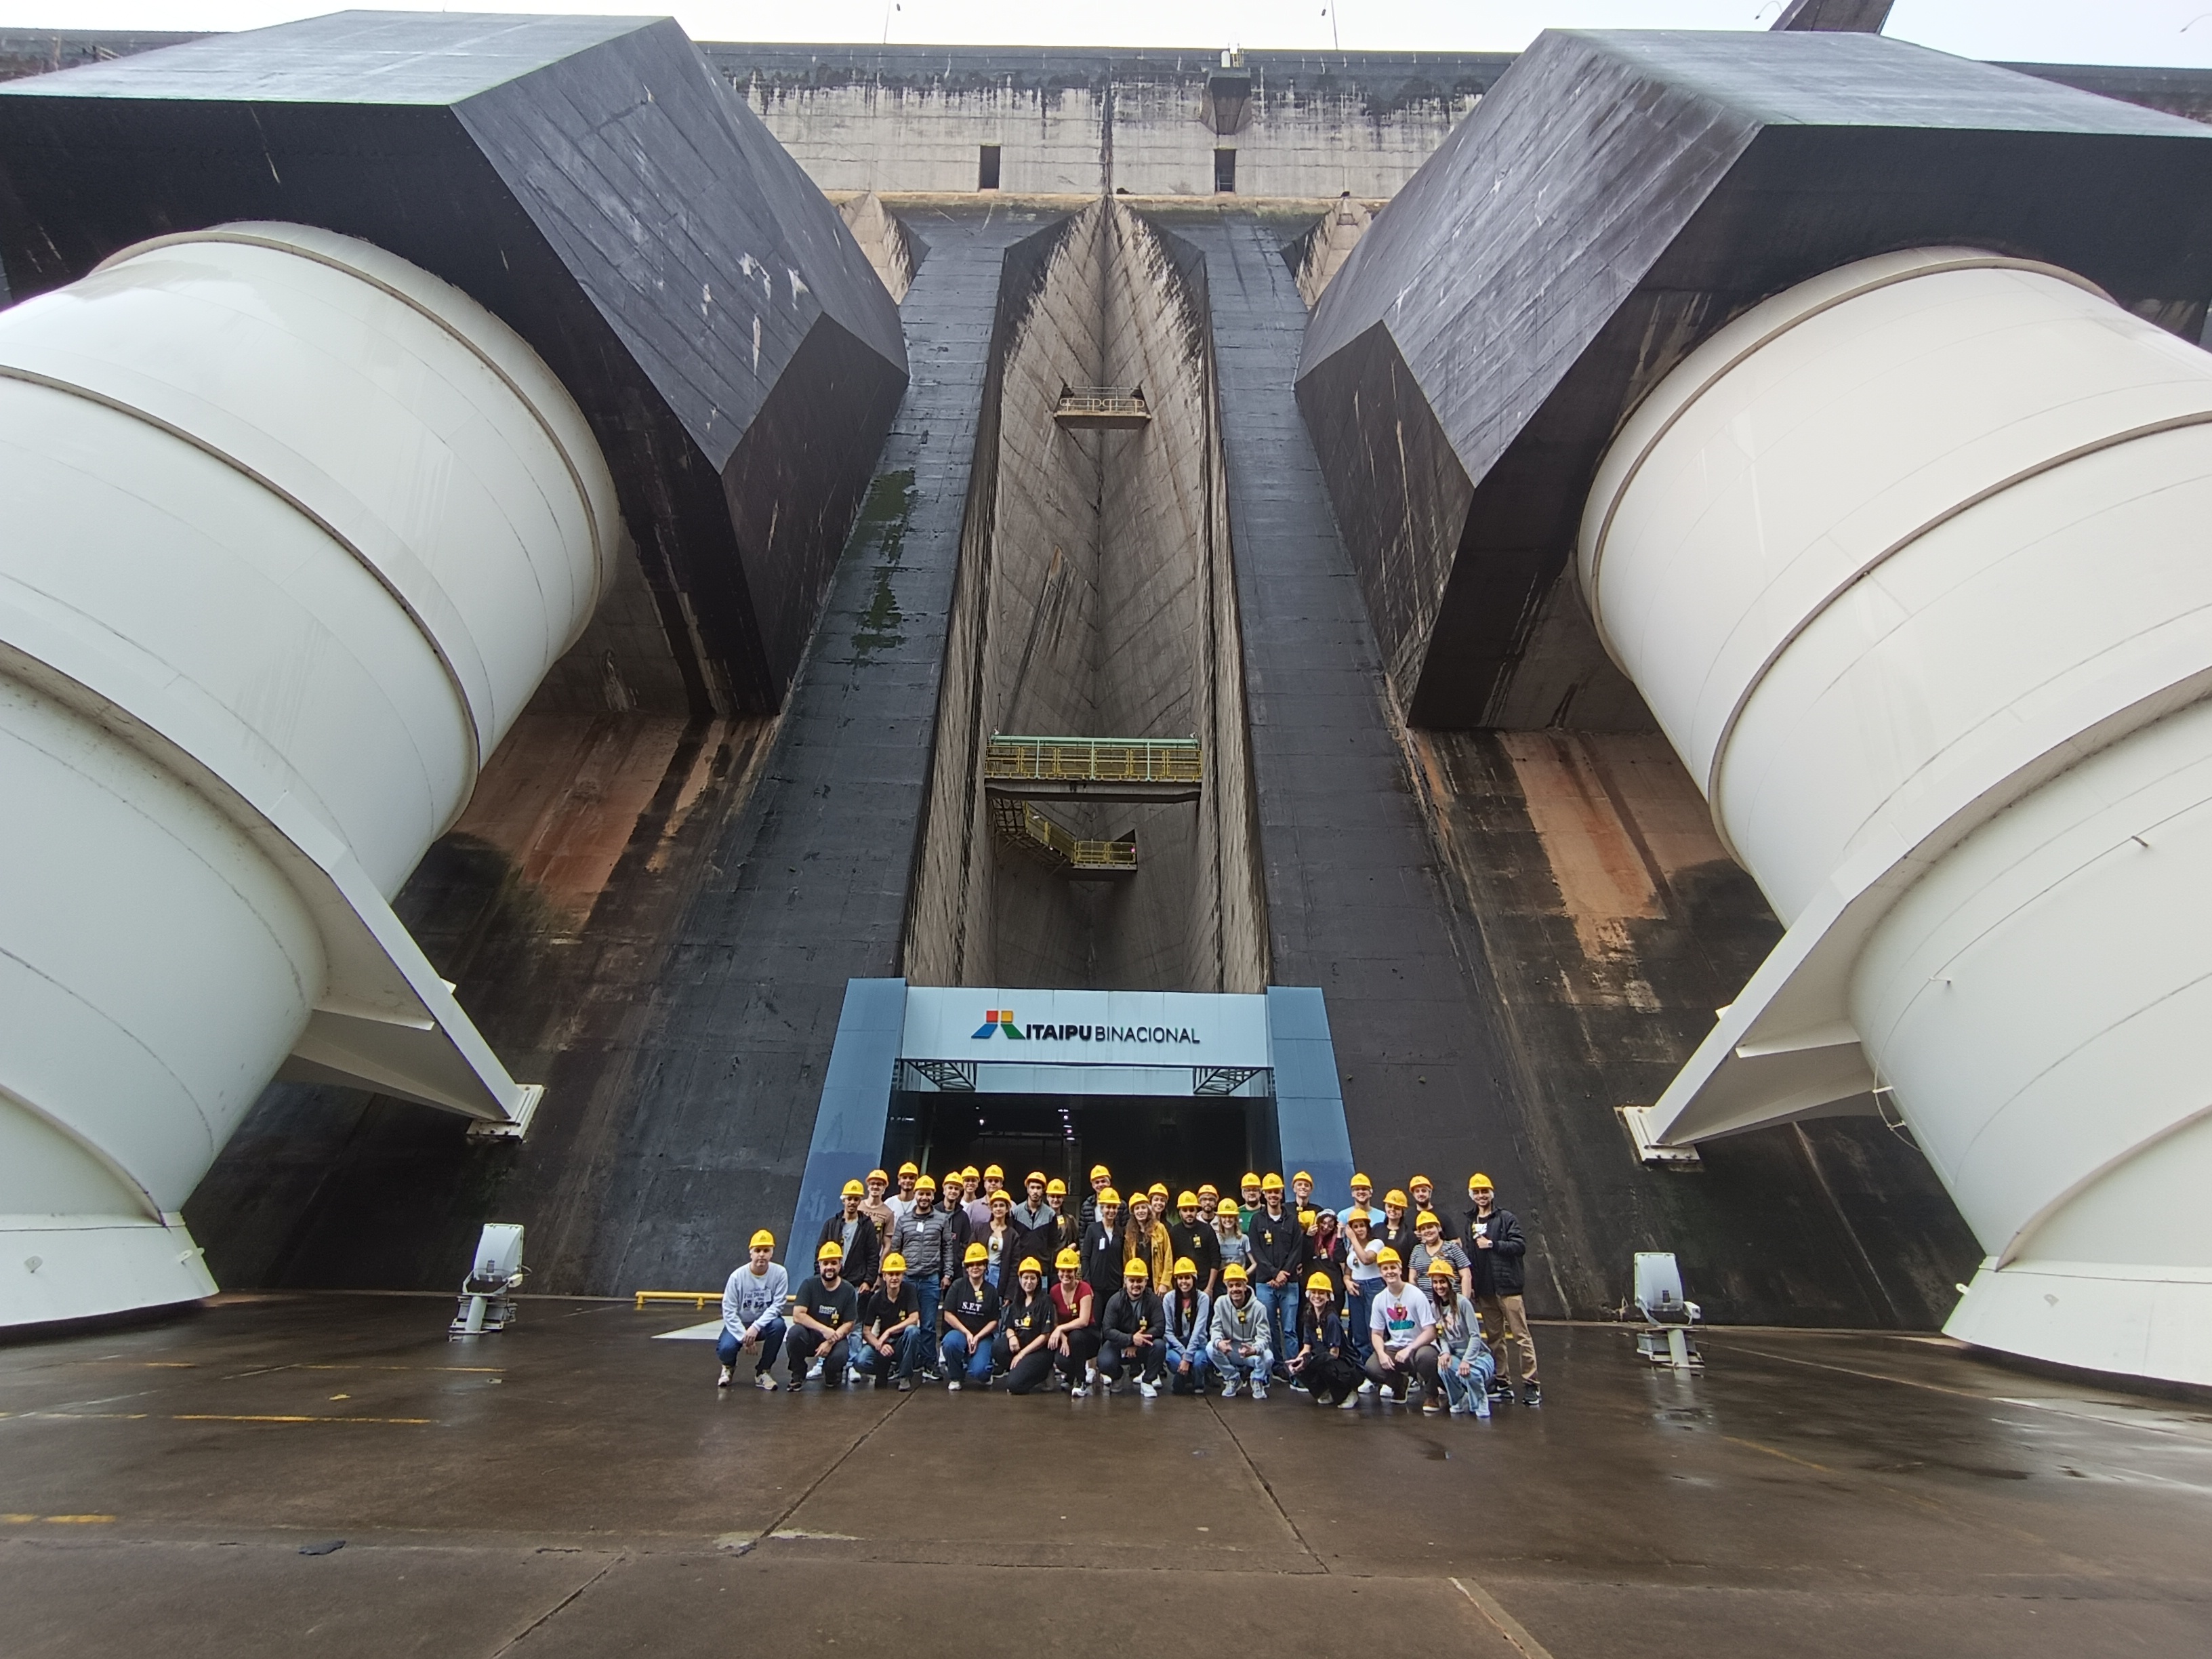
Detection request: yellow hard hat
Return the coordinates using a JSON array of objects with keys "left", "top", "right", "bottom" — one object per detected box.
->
[
  {"left": 750, "top": 1229, "right": 775, "bottom": 1249},
  {"left": 1260, "top": 1173, "right": 1286, "bottom": 1191},
  {"left": 898, "top": 1161, "right": 919, "bottom": 1176},
  {"left": 1426, "top": 1259, "right": 1457, "bottom": 1279},
  {"left": 1018, "top": 1256, "right": 1044, "bottom": 1275},
  {"left": 1124, "top": 1258, "right": 1149, "bottom": 1277},
  {"left": 983, "top": 1164, "right": 1004, "bottom": 1179},
  {"left": 1216, "top": 1199, "right": 1240, "bottom": 1217},
  {"left": 1415, "top": 1210, "right": 1441, "bottom": 1229},
  {"left": 1148, "top": 1182, "right": 1169, "bottom": 1197},
  {"left": 962, "top": 1165, "right": 980, "bottom": 1180},
  {"left": 1221, "top": 1262, "right": 1248, "bottom": 1283},
  {"left": 1099, "top": 1188, "right": 1122, "bottom": 1206},
  {"left": 867, "top": 1168, "right": 889, "bottom": 1185},
  {"left": 1240, "top": 1172, "right": 1261, "bottom": 1189},
  {"left": 915, "top": 1174, "right": 937, "bottom": 1191},
  {"left": 1046, "top": 1178, "right": 1068, "bottom": 1195},
  {"left": 1090, "top": 1164, "right": 1111, "bottom": 1181},
  {"left": 842, "top": 1179, "right": 865, "bottom": 1197},
  {"left": 882, "top": 1252, "right": 907, "bottom": 1272},
  {"left": 1197, "top": 1183, "right": 1219, "bottom": 1200},
  {"left": 1172, "top": 1256, "right": 1197, "bottom": 1277},
  {"left": 818, "top": 1240, "right": 843, "bottom": 1259},
  {"left": 963, "top": 1242, "right": 989, "bottom": 1265},
  {"left": 1410, "top": 1174, "right": 1433, "bottom": 1189},
  {"left": 1177, "top": 1191, "right": 1200, "bottom": 1208},
  {"left": 1468, "top": 1172, "right": 1494, "bottom": 1191},
  {"left": 1385, "top": 1189, "right": 1408, "bottom": 1208},
  {"left": 1293, "top": 1170, "right": 1313, "bottom": 1185},
  {"left": 1026, "top": 1170, "right": 1048, "bottom": 1186},
  {"left": 1306, "top": 1271, "right": 1334, "bottom": 1293},
  {"left": 1054, "top": 1248, "right": 1082, "bottom": 1271},
  {"left": 1350, "top": 1172, "right": 1372, "bottom": 1189},
  {"left": 1375, "top": 1246, "right": 1402, "bottom": 1265},
  {"left": 989, "top": 1189, "right": 1012, "bottom": 1207}
]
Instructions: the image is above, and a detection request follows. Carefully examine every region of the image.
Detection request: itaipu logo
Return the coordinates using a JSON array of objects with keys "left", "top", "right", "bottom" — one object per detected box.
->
[{"left": 971, "top": 1008, "right": 1198, "bottom": 1044}]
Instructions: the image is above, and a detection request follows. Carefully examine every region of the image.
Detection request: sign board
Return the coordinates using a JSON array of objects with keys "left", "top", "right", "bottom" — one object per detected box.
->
[{"left": 899, "top": 987, "right": 1271, "bottom": 1096}]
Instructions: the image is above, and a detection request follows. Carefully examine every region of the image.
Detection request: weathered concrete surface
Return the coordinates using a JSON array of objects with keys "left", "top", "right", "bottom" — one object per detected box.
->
[
  {"left": 4, "top": 1295, "right": 2210, "bottom": 1656},
  {"left": 184, "top": 206, "right": 1042, "bottom": 1299}
]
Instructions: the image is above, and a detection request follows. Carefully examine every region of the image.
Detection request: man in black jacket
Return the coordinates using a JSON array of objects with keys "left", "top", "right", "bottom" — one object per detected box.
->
[
  {"left": 1008, "top": 1172, "right": 1057, "bottom": 1268},
  {"left": 1464, "top": 1172, "right": 1540, "bottom": 1406},
  {"left": 1097, "top": 1258, "right": 1167, "bottom": 1396},
  {"left": 1080, "top": 1189, "right": 1127, "bottom": 1313},
  {"left": 818, "top": 1180, "right": 882, "bottom": 1311},
  {"left": 1245, "top": 1174, "right": 1306, "bottom": 1382},
  {"left": 1166, "top": 1191, "right": 1221, "bottom": 1295}
]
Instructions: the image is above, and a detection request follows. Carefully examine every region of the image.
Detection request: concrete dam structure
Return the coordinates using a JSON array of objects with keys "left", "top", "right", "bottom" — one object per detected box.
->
[{"left": 4, "top": 12, "right": 2212, "bottom": 1390}]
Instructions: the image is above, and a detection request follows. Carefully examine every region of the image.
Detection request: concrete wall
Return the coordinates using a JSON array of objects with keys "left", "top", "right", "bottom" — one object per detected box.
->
[{"left": 905, "top": 199, "right": 1265, "bottom": 992}]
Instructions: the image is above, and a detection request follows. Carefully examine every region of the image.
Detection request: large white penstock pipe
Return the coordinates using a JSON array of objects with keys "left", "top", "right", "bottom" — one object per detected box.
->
[
  {"left": 1581, "top": 247, "right": 2212, "bottom": 1385},
  {"left": 0, "top": 224, "right": 616, "bottom": 1326}
]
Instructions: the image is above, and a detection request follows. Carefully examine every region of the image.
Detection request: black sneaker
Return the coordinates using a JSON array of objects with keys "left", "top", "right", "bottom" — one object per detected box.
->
[
  {"left": 1521, "top": 1382, "right": 1542, "bottom": 1408},
  {"left": 896, "top": 1376, "right": 912, "bottom": 1392}
]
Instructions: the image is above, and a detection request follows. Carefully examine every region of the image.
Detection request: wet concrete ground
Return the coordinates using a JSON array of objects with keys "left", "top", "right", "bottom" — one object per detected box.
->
[{"left": 3, "top": 1294, "right": 2209, "bottom": 1657}]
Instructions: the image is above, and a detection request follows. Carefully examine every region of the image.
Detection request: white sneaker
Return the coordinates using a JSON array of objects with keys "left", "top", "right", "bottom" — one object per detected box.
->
[
  {"left": 1358, "top": 1379, "right": 1376, "bottom": 1395},
  {"left": 1251, "top": 1384, "right": 1268, "bottom": 1401},
  {"left": 754, "top": 1374, "right": 777, "bottom": 1392},
  {"left": 1338, "top": 1392, "right": 1359, "bottom": 1410},
  {"left": 1139, "top": 1380, "right": 1158, "bottom": 1398},
  {"left": 1221, "top": 1380, "right": 1239, "bottom": 1399},
  {"left": 717, "top": 1366, "right": 733, "bottom": 1388},
  {"left": 846, "top": 1367, "right": 863, "bottom": 1388},
  {"left": 805, "top": 1357, "right": 825, "bottom": 1382},
  {"left": 946, "top": 1378, "right": 961, "bottom": 1392},
  {"left": 1085, "top": 1362, "right": 1098, "bottom": 1385}
]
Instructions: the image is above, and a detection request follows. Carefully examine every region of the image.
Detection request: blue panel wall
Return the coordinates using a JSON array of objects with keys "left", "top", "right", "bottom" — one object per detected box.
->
[
  {"left": 787, "top": 978, "right": 907, "bottom": 1256},
  {"left": 1267, "top": 986, "right": 1356, "bottom": 1212}
]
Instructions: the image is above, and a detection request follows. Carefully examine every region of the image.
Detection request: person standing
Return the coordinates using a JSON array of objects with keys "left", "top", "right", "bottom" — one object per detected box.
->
[
  {"left": 889, "top": 1175, "right": 954, "bottom": 1376},
  {"left": 1162, "top": 1257, "right": 1212, "bottom": 1395},
  {"left": 1045, "top": 1178, "right": 1082, "bottom": 1254},
  {"left": 1380, "top": 1188, "right": 1418, "bottom": 1266},
  {"left": 1363, "top": 1248, "right": 1440, "bottom": 1411},
  {"left": 859, "top": 1168, "right": 896, "bottom": 1248},
  {"left": 1167, "top": 1191, "right": 1220, "bottom": 1296},
  {"left": 1343, "top": 1173, "right": 1383, "bottom": 1233},
  {"left": 998, "top": 1258, "right": 1059, "bottom": 1393},
  {"left": 1097, "top": 1259, "right": 1166, "bottom": 1397},
  {"left": 1208, "top": 1263, "right": 1272, "bottom": 1399},
  {"left": 819, "top": 1181, "right": 882, "bottom": 1305},
  {"left": 983, "top": 1189, "right": 1017, "bottom": 1288},
  {"left": 1289, "top": 1271, "right": 1363, "bottom": 1408},
  {"left": 962, "top": 1166, "right": 991, "bottom": 1233},
  {"left": 940, "top": 1242, "right": 1000, "bottom": 1391},
  {"left": 1408, "top": 1175, "right": 1459, "bottom": 1242},
  {"left": 1124, "top": 1189, "right": 1174, "bottom": 1285},
  {"left": 1009, "top": 1172, "right": 1056, "bottom": 1267},
  {"left": 786, "top": 1241, "right": 860, "bottom": 1388},
  {"left": 1082, "top": 1188, "right": 1126, "bottom": 1314},
  {"left": 1464, "top": 1173, "right": 1540, "bottom": 1406},
  {"left": 858, "top": 1250, "right": 923, "bottom": 1391},
  {"left": 1429, "top": 1261, "right": 1494, "bottom": 1418},
  {"left": 1290, "top": 1170, "right": 1316, "bottom": 1217},
  {"left": 980, "top": 1164, "right": 1008, "bottom": 1205},
  {"left": 1340, "top": 1210, "right": 1385, "bottom": 1374},
  {"left": 1080, "top": 1164, "right": 1113, "bottom": 1231},
  {"left": 1409, "top": 1210, "right": 1473, "bottom": 1302},
  {"left": 1048, "top": 1246, "right": 1101, "bottom": 1395},
  {"left": 886, "top": 1162, "right": 921, "bottom": 1227},
  {"left": 1235, "top": 1172, "right": 1263, "bottom": 1227},
  {"left": 1212, "top": 1197, "right": 1251, "bottom": 1285},
  {"left": 717, "top": 1229, "right": 788, "bottom": 1391},
  {"left": 1245, "top": 1175, "right": 1304, "bottom": 1380}
]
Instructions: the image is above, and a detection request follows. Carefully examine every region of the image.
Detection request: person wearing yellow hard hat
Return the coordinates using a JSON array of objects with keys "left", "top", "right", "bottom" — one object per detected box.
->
[
  {"left": 1042, "top": 1176, "right": 1081, "bottom": 1255},
  {"left": 998, "top": 1256, "right": 1058, "bottom": 1393},
  {"left": 1080, "top": 1163, "right": 1113, "bottom": 1232},
  {"left": 1212, "top": 1195, "right": 1251, "bottom": 1288},
  {"left": 1098, "top": 1256, "right": 1166, "bottom": 1397},
  {"left": 1162, "top": 1256, "right": 1212, "bottom": 1393},
  {"left": 859, "top": 1168, "right": 895, "bottom": 1245},
  {"left": 1208, "top": 1262, "right": 1272, "bottom": 1399},
  {"left": 1291, "top": 1170, "right": 1316, "bottom": 1216},
  {"left": 887, "top": 1162, "right": 921, "bottom": 1226},
  {"left": 818, "top": 1179, "right": 882, "bottom": 1334},
  {"left": 1361, "top": 1246, "right": 1439, "bottom": 1408},
  {"left": 858, "top": 1251, "right": 924, "bottom": 1391},
  {"left": 980, "top": 1163, "right": 1007, "bottom": 1201},
  {"left": 1410, "top": 1210, "right": 1472, "bottom": 1303},
  {"left": 1246, "top": 1173, "right": 1305, "bottom": 1384},
  {"left": 1009, "top": 1170, "right": 1055, "bottom": 1267},
  {"left": 888, "top": 1174, "right": 954, "bottom": 1377},
  {"left": 1146, "top": 1181, "right": 1170, "bottom": 1217},
  {"left": 1195, "top": 1181, "right": 1221, "bottom": 1216},
  {"left": 1289, "top": 1269, "right": 1362, "bottom": 1408},
  {"left": 718, "top": 1228, "right": 789, "bottom": 1391},
  {"left": 1081, "top": 1187, "right": 1126, "bottom": 1319},
  {"left": 786, "top": 1239, "right": 860, "bottom": 1389},
  {"left": 1344, "top": 1172, "right": 1383, "bottom": 1233},
  {"left": 1047, "top": 1246, "right": 1101, "bottom": 1395},
  {"left": 1237, "top": 1172, "right": 1263, "bottom": 1226},
  {"left": 1465, "top": 1172, "right": 1538, "bottom": 1407},
  {"left": 940, "top": 1241, "right": 1001, "bottom": 1390},
  {"left": 1123, "top": 1188, "right": 1175, "bottom": 1287},
  {"left": 959, "top": 1166, "right": 992, "bottom": 1232},
  {"left": 982, "top": 1188, "right": 1017, "bottom": 1288},
  {"left": 1429, "top": 1259, "right": 1494, "bottom": 1418},
  {"left": 1340, "top": 1208, "right": 1385, "bottom": 1382},
  {"left": 1408, "top": 1174, "right": 1458, "bottom": 1242},
  {"left": 1168, "top": 1190, "right": 1219, "bottom": 1296},
  {"left": 1381, "top": 1187, "right": 1417, "bottom": 1266}
]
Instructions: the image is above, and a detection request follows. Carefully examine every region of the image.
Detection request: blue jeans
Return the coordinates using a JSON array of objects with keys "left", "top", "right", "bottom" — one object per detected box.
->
[
  {"left": 1209, "top": 1341, "right": 1272, "bottom": 1388},
  {"left": 859, "top": 1325, "right": 922, "bottom": 1382},
  {"left": 1439, "top": 1345, "right": 1496, "bottom": 1414},
  {"left": 941, "top": 1326, "right": 995, "bottom": 1384},
  {"left": 914, "top": 1279, "right": 945, "bottom": 1370},
  {"left": 1164, "top": 1339, "right": 1210, "bottom": 1392},
  {"left": 1344, "top": 1281, "right": 1378, "bottom": 1363},
  {"left": 1252, "top": 1280, "right": 1295, "bottom": 1371},
  {"left": 717, "top": 1318, "right": 784, "bottom": 1375}
]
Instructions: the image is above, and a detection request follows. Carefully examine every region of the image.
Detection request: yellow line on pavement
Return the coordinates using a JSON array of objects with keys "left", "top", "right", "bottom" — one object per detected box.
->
[
  {"left": 173, "top": 1414, "right": 436, "bottom": 1425},
  {"left": 1451, "top": 1576, "right": 1557, "bottom": 1659}
]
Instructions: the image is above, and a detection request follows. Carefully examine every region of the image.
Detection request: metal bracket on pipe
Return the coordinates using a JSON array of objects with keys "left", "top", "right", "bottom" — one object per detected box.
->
[{"left": 1619, "top": 1105, "right": 1702, "bottom": 1168}]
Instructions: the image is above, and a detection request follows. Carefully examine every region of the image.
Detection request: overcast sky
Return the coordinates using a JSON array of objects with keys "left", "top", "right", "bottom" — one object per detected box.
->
[{"left": 2, "top": 3, "right": 2209, "bottom": 70}]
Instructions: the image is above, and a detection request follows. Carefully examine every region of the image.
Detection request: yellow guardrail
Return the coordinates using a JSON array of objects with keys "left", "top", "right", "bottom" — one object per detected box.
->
[
  {"left": 1055, "top": 391, "right": 1149, "bottom": 420},
  {"left": 995, "top": 798, "right": 1138, "bottom": 871},
  {"left": 985, "top": 734, "right": 1202, "bottom": 785},
  {"left": 634, "top": 1290, "right": 720, "bottom": 1311}
]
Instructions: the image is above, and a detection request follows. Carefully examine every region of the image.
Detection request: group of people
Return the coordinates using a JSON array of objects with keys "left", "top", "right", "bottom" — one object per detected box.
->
[{"left": 716, "top": 1164, "right": 1542, "bottom": 1418}]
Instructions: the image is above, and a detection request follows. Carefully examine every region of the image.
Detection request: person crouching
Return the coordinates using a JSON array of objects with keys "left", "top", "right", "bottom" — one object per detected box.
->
[
  {"left": 786, "top": 1240, "right": 859, "bottom": 1387},
  {"left": 939, "top": 1242, "right": 1000, "bottom": 1391},
  {"left": 998, "top": 1257, "right": 1058, "bottom": 1393},
  {"left": 858, "top": 1251, "right": 924, "bottom": 1390},
  {"left": 1098, "top": 1258, "right": 1167, "bottom": 1397},
  {"left": 1289, "top": 1271, "right": 1363, "bottom": 1408},
  {"left": 1208, "top": 1263, "right": 1273, "bottom": 1399},
  {"left": 1162, "top": 1257, "right": 1212, "bottom": 1395}
]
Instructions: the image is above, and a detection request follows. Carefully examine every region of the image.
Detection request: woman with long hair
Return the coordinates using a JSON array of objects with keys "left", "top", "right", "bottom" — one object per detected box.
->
[
  {"left": 999, "top": 1257, "right": 1059, "bottom": 1393},
  {"left": 984, "top": 1188, "right": 1016, "bottom": 1288},
  {"left": 1122, "top": 1189, "right": 1175, "bottom": 1284},
  {"left": 1341, "top": 1208, "right": 1385, "bottom": 1371},
  {"left": 1047, "top": 1246, "right": 1101, "bottom": 1396}
]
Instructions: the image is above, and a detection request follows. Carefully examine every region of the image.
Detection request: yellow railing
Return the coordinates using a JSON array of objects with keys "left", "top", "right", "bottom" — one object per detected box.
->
[
  {"left": 991, "top": 798, "right": 1138, "bottom": 872},
  {"left": 1055, "top": 387, "right": 1149, "bottom": 420},
  {"left": 985, "top": 734, "right": 1202, "bottom": 786},
  {"left": 634, "top": 1290, "right": 721, "bottom": 1311}
]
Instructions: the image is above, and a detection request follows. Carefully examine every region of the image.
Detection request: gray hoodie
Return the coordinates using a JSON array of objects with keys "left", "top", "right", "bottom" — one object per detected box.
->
[{"left": 1209, "top": 1289, "right": 1270, "bottom": 1355}]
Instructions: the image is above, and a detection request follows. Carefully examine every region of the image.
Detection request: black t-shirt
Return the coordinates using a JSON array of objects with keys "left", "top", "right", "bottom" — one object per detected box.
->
[
  {"left": 793, "top": 1275, "right": 858, "bottom": 1332},
  {"left": 1001, "top": 1286, "right": 1054, "bottom": 1345},
  {"left": 943, "top": 1275, "right": 1000, "bottom": 1333},
  {"left": 863, "top": 1280, "right": 918, "bottom": 1335}
]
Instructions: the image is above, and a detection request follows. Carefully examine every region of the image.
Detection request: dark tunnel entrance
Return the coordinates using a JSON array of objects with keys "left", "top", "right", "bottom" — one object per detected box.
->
[{"left": 884, "top": 1091, "right": 1272, "bottom": 1199}]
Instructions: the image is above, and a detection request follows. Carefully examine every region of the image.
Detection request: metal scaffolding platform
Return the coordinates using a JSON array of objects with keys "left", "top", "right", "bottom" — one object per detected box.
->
[
  {"left": 983, "top": 734, "right": 1202, "bottom": 803},
  {"left": 991, "top": 796, "right": 1138, "bottom": 878},
  {"left": 1053, "top": 384, "right": 1151, "bottom": 430}
]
